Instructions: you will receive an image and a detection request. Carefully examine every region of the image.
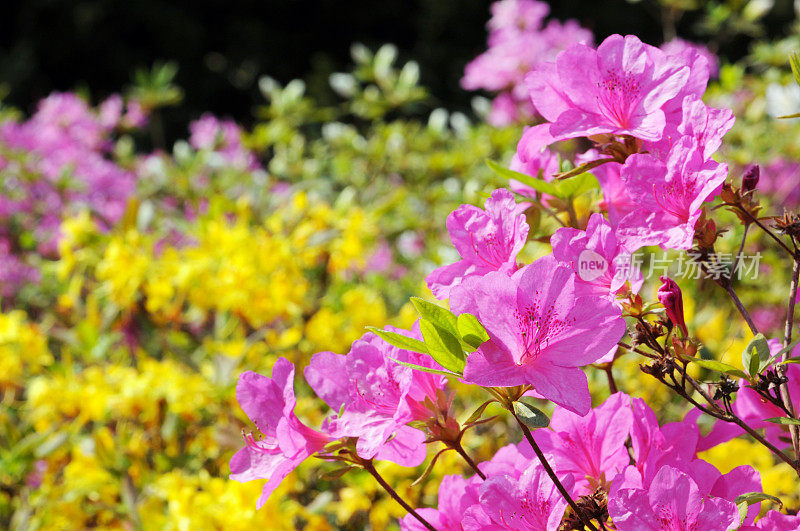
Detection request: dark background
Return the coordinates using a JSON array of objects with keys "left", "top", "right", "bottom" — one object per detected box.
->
[{"left": 0, "top": 0, "right": 796, "bottom": 138}]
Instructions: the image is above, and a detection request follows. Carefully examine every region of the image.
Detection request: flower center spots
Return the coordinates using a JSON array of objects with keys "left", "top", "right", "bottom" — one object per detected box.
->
[
  {"left": 243, "top": 431, "right": 280, "bottom": 454},
  {"left": 470, "top": 231, "right": 508, "bottom": 268},
  {"left": 597, "top": 69, "right": 641, "bottom": 129},
  {"left": 653, "top": 179, "right": 695, "bottom": 221},
  {"left": 499, "top": 496, "right": 553, "bottom": 527},
  {"left": 654, "top": 504, "right": 695, "bottom": 530},
  {"left": 515, "top": 299, "right": 573, "bottom": 362},
  {"left": 354, "top": 374, "right": 401, "bottom": 414}
]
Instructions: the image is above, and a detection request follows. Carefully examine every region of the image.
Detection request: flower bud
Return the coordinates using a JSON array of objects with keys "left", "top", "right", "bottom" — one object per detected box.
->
[
  {"left": 657, "top": 276, "right": 688, "bottom": 337},
  {"left": 742, "top": 165, "right": 759, "bottom": 193}
]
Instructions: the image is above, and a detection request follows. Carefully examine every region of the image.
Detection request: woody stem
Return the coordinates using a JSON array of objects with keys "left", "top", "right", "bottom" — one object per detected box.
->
[
  {"left": 509, "top": 407, "right": 599, "bottom": 531},
  {"left": 780, "top": 247, "right": 800, "bottom": 462},
  {"left": 363, "top": 461, "right": 437, "bottom": 531},
  {"left": 451, "top": 440, "right": 486, "bottom": 480}
]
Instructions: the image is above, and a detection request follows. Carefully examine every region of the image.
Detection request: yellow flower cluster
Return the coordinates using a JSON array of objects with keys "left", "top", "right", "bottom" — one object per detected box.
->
[
  {"left": 0, "top": 310, "right": 52, "bottom": 389},
  {"left": 25, "top": 357, "right": 216, "bottom": 433}
]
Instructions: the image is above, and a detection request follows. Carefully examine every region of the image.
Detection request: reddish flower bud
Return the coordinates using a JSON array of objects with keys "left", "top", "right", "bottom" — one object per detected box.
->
[
  {"left": 658, "top": 275, "right": 688, "bottom": 337},
  {"left": 742, "top": 165, "right": 759, "bottom": 193}
]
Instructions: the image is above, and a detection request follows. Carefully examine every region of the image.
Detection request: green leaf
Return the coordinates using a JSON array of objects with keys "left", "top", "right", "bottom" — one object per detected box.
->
[
  {"left": 320, "top": 466, "right": 355, "bottom": 481},
  {"left": 411, "top": 448, "right": 450, "bottom": 486},
  {"left": 765, "top": 337, "right": 800, "bottom": 367},
  {"left": 410, "top": 297, "right": 459, "bottom": 336},
  {"left": 457, "top": 313, "right": 490, "bottom": 349},
  {"left": 464, "top": 399, "right": 496, "bottom": 425},
  {"left": 389, "top": 358, "right": 461, "bottom": 378},
  {"left": 681, "top": 355, "right": 749, "bottom": 380},
  {"left": 513, "top": 399, "right": 550, "bottom": 429},
  {"left": 485, "top": 159, "right": 560, "bottom": 197},
  {"left": 419, "top": 319, "right": 465, "bottom": 374},
  {"left": 367, "top": 327, "right": 428, "bottom": 354},
  {"left": 734, "top": 489, "right": 781, "bottom": 525},
  {"left": 790, "top": 53, "right": 800, "bottom": 88},
  {"left": 742, "top": 333, "right": 770, "bottom": 376},
  {"left": 554, "top": 158, "right": 614, "bottom": 181},
  {"left": 763, "top": 417, "right": 800, "bottom": 426},
  {"left": 555, "top": 172, "right": 600, "bottom": 198},
  {"left": 736, "top": 501, "right": 748, "bottom": 526}
]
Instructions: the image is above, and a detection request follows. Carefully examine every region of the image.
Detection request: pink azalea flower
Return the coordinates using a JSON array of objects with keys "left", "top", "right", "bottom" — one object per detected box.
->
[
  {"left": 533, "top": 392, "right": 633, "bottom": 494},
  {"left": 621, "top": 399, "right": 763, "bottom": 526},
  {"left": 450, "top": 256, "right": 625, "bottom": 415},
  {"left": 189, "top": 113, "right": 259, "bottom": 170},
  {"left": 609, "top": 465, "right": 740, "bottom": 531},
  {"left": 525, "top": 34, "right": 690, "bottom": 143},
  {"left": 550, "top": 213, "right": 644, "bottom": 299},
  {"left": 305, "top": 327, "right": 447, "bottom": 466},
  {"left": 462, "top": 0, "right": 592, "bottom": 126},
  {"left": 617, "top": 136, "right": 728, "bottom": 249},
  {"left": 400, "top": 475, "right": 480, "bottom": 531},
  {"left": 426, "top": 189, "right": 529, "bottom": 300},
  {"left": 661, "top": 38, "right": 719, "bottom": 79},
  {"left": 463, "top": 463, "right": 573, "bottom": 531},
  {"left": 647, "top": 96, "right": 734, "bottom": 161},
  {"left": 229, "top": 358, "right": 332, "bottom": 509},
  {"left": 740, "top": 511, "right": 800, "bottom": 530},
  {"left": 658, "top": 43, "right": 713, "bottom": 129},
  {"left": 487, "top": 0, "right": 550, "bottom": 41}
]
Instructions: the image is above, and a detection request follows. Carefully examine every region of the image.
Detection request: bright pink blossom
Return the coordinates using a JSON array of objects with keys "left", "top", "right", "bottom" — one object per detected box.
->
[
  {"left": 463, "top": 463, "right": 573, "bottom": 531},
  {"left": 450, "top": 256, "right": 625, "bottom": 414},
  {"left": 617, "top": 136, "right": 728, "bottom": 249},
  {"left": 189, "top": 113, "right": 259, "bottom": 170},
  {"left": 661, "top": 38, "right": 719, "bottom": 79},
  {"left": 305, "top": 327, "right": 447, "bottom": 466},
  {"left": 525, "top": 34, "right": 690, "bottom": 143},
  {"left": 551, "top": 213, "right": 643, "bottom": 299},
  {"left": 740, "top": 511, "right": 800, "bottom": 530},
  {"left": 229, "top": 358, "right": 331, "bottom": 508},
  {"left": 534, "top": 392, "right": 633, "bottom": 494},
  {"left": 462, "top": 0, "right": 592, "bottom": 125},
  {"left": 400, "top": 475, "right": 480, "bottom": 531},
  {"left": 648, "top": 96, "right": 734, "bottom": 162},
  {"left": 426, "top": 189, "right": 529, "bottom": 300},
  {"left": 609, "top": 465, "right": 740, "bottom": 531}
]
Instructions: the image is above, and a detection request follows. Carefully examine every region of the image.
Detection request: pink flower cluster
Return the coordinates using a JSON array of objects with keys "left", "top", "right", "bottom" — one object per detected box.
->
[
  {"left": 0, "top": 93, "right": 139, "bottom": 255},
  {"left": 230, "top": 326, "right": 449, "bottom": 506},
  {"left": 517, "top": 33, "right": 730, "bottom": 251},
  {"left": 462, "top": 0, "right": 593, "bottom": 126},
  {"left": 426, "top": 191, "right": 629, "bottom": 411},
  {"left": 0, "top": 92, "right": 146, "bottom": 298},
  {"left": 400, "top": 393, "right": 792, "bottom": 530},
  {"left": 189, "top": 113, "right": 260, "bottom": 171}
]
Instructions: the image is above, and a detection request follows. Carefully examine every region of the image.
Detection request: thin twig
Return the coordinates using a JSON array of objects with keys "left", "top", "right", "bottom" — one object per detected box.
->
[
  {"left": 363, "top": 461, "right": 437, "bottom": 531},
  {"left": 452, "top": 441, "right": 486, "bottom": 480},
  {"left": 779, "top": 248, "right": 800, "bottom": 461},
  {"left": 603, "top": 365, "right": 618, "bottom": 394},
  {"left": 732, "top": 205, "right": 794, "bottom": 256},
  {"left": 730, "top": 223, "right": 750, "bottom": 282},
  {"left": 725, "top": 284, "right": 758, "bottom": 335},
  {"left": 511, "top": 410, "right": 599, "bottom": 531},
  {"left": 533, "top": 198, "right": 568, "bottom": 228}
]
